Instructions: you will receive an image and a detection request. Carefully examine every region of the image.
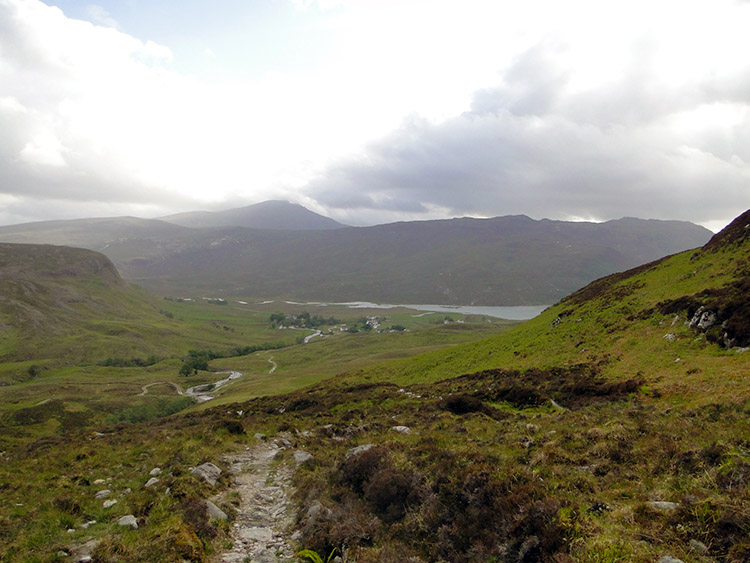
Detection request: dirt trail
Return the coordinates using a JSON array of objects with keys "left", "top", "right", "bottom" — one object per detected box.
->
[
  {"left": 137, "top": 381, "right": 184, "bottom": 396},
  {"left": 212, "top": 440, "right": 296, "bottom": 563}
]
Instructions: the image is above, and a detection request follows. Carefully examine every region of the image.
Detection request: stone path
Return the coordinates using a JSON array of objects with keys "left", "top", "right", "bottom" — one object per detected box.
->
[{"left": 212, "top": 441, "right": 296, "bottom": 563}]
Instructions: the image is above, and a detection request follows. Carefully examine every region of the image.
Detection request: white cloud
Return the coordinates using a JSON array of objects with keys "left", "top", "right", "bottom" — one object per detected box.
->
[
  {"left": 302, "top": 0, "right": 750, "bottom": 228},
  {"left": 19, "top": 131, "right": 67, "bottom": 167},
  {"left": 0, "top": 0, "right": 748, "bottom": 228}
]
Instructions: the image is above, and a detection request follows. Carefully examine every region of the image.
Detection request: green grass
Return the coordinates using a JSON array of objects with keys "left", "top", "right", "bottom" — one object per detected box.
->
[{"left": 1, "top": 219, "right": 748, "bottom": 561}]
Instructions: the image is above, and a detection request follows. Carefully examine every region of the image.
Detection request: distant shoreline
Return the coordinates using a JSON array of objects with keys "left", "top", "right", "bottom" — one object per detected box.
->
[{"left": 277, "top": 300, "right": 549, "bottom": 320}]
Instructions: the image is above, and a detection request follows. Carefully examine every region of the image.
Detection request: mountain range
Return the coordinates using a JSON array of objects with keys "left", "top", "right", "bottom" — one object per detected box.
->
[{"left": 0, "top": 201, "right": 712, "bottom": 305}]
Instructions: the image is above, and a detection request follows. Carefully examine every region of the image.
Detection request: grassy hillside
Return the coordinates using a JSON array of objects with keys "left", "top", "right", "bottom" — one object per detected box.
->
[
  {"left": 0, "top": 243, "right": 289, "bottom": 368},
  {"left": 257, "top": 210, "right": 747, "bottom": 562},
  {"left": 0, "top": 213, "right": 746, "bottom": 562}
]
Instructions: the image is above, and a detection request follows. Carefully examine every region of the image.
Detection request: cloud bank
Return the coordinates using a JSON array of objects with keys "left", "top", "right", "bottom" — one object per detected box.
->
[
  {"left": 305, "top": 11, "right": 750, "bottom": 228},
  {"left": 1, "top": 0, "right": 748, "bottom": 229}
]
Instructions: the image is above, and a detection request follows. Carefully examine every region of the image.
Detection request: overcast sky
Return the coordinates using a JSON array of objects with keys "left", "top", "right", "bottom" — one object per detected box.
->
[{"left": 1, "top": 0, "right": 748, "bottom": 230}]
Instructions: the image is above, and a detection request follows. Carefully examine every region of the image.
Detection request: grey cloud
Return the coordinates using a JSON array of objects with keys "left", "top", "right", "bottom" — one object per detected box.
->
[{"left": 307, "top": 41, "right": 750, "bottom": 226}]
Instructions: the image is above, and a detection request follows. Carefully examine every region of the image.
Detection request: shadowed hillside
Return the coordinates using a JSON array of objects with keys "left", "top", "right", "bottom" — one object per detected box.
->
[{"left": 0, "top": 209, "right": 711, "bottom": 305}]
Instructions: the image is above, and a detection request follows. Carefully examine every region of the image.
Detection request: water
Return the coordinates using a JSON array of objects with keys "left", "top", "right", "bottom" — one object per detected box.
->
[
  {"left": 338, "top": 302, "right": 549, "bottom": 320},
  {"left": 186, "top": 370, "right": 243, "bottom": 403},
  {"left": 271, "top": 300, "right": 548, "bottom": 320}
]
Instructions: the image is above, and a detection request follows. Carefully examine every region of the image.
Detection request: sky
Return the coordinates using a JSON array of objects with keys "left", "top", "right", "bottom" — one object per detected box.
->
[{"left": 1, "top": 0, "right": 749, "bottom": 230}]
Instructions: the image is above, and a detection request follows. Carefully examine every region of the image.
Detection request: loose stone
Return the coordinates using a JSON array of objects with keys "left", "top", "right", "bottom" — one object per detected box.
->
[{"left": 117, "top": 515, "right": 138, "bottom": 529}]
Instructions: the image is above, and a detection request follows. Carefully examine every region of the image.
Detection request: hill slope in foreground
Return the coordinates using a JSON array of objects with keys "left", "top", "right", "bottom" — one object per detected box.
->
[{"left": 0, "top": 212, "right": 747, "bottom": 562}]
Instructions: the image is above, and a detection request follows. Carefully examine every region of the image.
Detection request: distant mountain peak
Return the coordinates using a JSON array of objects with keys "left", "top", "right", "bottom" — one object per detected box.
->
[{"left": 160, "top": 200, "right": 347, "bottom": 231}]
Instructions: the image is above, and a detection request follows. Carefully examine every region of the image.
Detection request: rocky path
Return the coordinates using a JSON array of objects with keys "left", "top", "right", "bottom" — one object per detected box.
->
[{"left": 212, "top": 440, "right": 296, "bottom": 563}]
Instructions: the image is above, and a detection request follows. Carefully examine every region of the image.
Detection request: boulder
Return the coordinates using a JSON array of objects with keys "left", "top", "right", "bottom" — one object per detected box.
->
[
  {"left": 345, "top": 444, "right": 374, "bottom": 459},
  {"left": 190, "top": 462, "right": 222, "bottom": 486},
  {"left": 239, "top": 526, "right": 273, "bottom": 542},
  {"left": 205, "top": 500, "right": 228, "bottom": 521},
  {"left": 103, "top": 500, "right": 117, "bottom": 509},
  {"left": 145, "top": 477, "right": 159, "bottom": 488},
  {"left": 294, "top": 450, "right": 313, "bottom": 463},
  {"left": 117, "top": 515, "right": 138, "bottom": 529},
  {"left": 391, "top": 426, "right": 412, "bottom": 435},
  {"left": 149, "top": 467, "right": 162, "bottom": 476},
  {"left": 94, "top": 489, "right": 111, "bottom": 499},
  {"left": 306, "top": 500, "right": 331, "bottom": 523},
  {"left": 688, "top": 306, "right": 717, "bottom": 331},
  {"left": 274, "top": 438, "right": 293, "bottom": 450}
]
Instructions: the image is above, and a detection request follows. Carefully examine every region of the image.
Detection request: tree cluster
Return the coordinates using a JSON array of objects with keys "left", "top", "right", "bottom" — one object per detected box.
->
[{"left": 270, "top": 311, "right": 339, "bottom": 329}]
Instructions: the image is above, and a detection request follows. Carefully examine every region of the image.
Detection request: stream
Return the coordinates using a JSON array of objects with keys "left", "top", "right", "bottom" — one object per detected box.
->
[{"left": 185, "top": 370, "right": 244, "bottom": 403}]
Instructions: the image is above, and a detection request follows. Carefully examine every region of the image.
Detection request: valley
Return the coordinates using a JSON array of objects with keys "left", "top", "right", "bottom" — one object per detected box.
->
[{"left": 0, "top": 209, "right": 747, "bottom": 562}]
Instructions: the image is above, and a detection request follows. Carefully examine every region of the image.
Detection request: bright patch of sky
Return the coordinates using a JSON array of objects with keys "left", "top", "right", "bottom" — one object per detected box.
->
[{"left": 0, "top": 0, "right": 748, "bottom": 229}]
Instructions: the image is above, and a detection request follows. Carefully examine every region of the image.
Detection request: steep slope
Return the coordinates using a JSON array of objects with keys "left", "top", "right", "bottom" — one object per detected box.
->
[{"left": 160, "top": 200, "right": 347, "bottom": 230}]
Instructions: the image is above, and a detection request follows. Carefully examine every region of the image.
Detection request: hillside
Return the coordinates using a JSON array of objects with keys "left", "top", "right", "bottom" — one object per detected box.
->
[
  {"left": 0, "top": 243, "right": 153, "bottom": 364},
  {"left": 0, "top": 209, "right": 711, "bottom": 305},
  {"left": 0, "top": 243, "right": 280, "bottom": 367},
  {"left": 123, "top": 215, "right": 711, "bottom": 305},
  {"left": 160, "top": 200, "right": 347, "bottom": 230},
  {"left": 247, "top": 209, "right": 747, "bottom": 562},
  {"left": 0, "top": 212, "right": 744, "bottom": 562}
]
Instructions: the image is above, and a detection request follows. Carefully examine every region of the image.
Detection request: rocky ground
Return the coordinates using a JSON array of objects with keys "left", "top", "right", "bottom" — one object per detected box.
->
[{"left": 211, "top": 437, "right": 298, "bottom": 563}]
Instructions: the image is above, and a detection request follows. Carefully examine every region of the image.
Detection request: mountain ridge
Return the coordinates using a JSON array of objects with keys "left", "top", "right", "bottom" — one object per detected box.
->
[
  {"left": 0, "top": 204, "right": 712, "bottom": 305},
  {"left": 159, "top": 199, "right": 347, "bottom": 230}
]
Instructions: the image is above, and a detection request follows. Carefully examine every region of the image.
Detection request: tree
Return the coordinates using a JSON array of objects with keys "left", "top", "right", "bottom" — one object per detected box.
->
[{"left": 269, "top": 312, "right": 286, "bottom": 327}]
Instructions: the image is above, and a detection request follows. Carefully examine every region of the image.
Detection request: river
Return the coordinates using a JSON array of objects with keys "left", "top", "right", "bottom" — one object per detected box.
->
[{"left": 186, "top": 370, "right": 244, "bottom": 403}]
